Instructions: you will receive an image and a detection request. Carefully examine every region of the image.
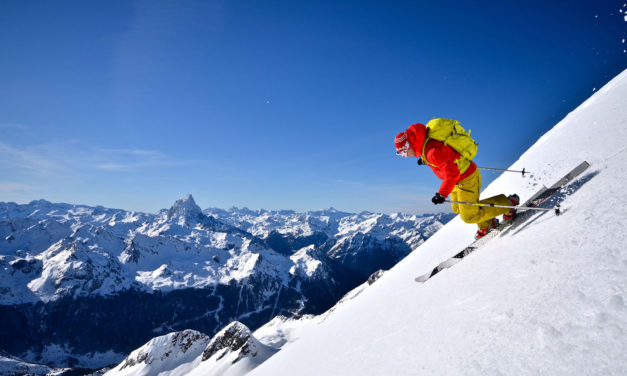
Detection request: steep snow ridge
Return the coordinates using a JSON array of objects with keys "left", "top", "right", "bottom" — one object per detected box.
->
[
  {"left": 108, "top": 330, "right": 211, "bottom": 376},
  {"left": 194, "top": 321, "right": 278, "bottom": 375},
  {"left": 106, "top": 322, "right": 277, "bottom": 376},
  {"left": 249, "top": 70, "right": 627, "bottom": 375}
]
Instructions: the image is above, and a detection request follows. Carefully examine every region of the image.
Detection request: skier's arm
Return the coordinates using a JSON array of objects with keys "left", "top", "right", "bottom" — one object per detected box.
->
[
  {"left": 437, "top": 161, "right": 460, "bottom": 198},
  {"left": 428, "top": 147, "right": 461, "bottom": 198}
]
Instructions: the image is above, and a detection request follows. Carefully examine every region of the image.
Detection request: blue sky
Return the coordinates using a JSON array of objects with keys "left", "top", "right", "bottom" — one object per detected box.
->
[{"left": 1, "top": 0, "right": 625, "bottom": 214}]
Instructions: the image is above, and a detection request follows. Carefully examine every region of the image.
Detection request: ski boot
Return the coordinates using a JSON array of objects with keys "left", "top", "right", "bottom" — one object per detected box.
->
[
  {"left": 503, "top": 194, "right": 520, "bottom": 221},
  {"left": 475, "top": 218, "right": 499, "bottom": 239}
]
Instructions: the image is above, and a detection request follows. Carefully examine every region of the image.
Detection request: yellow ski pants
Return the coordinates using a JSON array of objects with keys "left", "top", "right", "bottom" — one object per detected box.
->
[{"left": 450, "top": 169, "right": 511, "bottom": 229}]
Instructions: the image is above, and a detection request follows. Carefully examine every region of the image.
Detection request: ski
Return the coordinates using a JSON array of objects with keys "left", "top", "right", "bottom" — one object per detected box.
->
[{"left": 414, "top": 161, "right": 591, "bottom": 283}]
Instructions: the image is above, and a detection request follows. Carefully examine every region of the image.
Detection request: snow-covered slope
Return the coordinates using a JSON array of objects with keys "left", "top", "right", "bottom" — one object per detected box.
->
[{"left": 249, "top": 71, "right": 627, "bottom": 375}]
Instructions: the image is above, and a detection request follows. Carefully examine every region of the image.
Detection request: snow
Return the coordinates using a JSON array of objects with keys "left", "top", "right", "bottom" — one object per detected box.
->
[
  {"left": 105, "top": 323, "right": 278, "bottom": 376},
  {"left": 17, "top": 345, "right": 122, "bottom": 373},
  {"left": 249, "top": 70, "right": 627, "bottom": 375},
  {"left": 289, "top": 246, "right": 323, "bottom": 278},
  {"left": 106, "top": 330, "right": 211, "bottom": 376},
  {"left": 252, "top": 315, "right": 320, "bottom": 349},
  {"left": 0, "top": 351, "right": 67, "bottom": 376}
]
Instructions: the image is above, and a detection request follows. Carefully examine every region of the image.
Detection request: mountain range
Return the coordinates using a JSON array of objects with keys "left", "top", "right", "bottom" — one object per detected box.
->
[{"left": 0, "top": 195, "right": 453, "bottom": 371}]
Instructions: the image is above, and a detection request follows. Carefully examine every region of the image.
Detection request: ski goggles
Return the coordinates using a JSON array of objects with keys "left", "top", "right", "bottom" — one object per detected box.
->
[{"left": 396, "top": 141, "right": 410, "bottom": 157}]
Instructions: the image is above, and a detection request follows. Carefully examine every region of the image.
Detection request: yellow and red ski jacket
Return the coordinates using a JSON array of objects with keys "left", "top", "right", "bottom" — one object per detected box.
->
[{"left": 405, "top": 123, "right": 477, "bottom": 198}]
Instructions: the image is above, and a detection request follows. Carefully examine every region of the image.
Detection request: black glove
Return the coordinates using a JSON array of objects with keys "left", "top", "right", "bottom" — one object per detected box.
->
[
  {"left": 431, "top": 192, "right": 446, "bottom": 205},
  {"left": 417, "top": 157, "right": 425, "bottom": 166}
]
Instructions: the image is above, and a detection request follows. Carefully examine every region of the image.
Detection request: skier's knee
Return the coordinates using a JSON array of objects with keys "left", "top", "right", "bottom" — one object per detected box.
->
[{"left": 459, "top": 211, "right": 477, "bottom": 224}]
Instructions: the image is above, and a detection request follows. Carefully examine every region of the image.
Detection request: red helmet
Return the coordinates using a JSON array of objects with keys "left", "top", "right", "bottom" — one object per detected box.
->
[{"left": 395, "top": 132, "right": 409, "bottom": 157}]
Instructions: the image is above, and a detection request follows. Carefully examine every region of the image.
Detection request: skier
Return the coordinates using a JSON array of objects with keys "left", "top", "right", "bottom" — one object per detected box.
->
[{"left": 395, "top": 122, "right": 519, "bottom": 239}]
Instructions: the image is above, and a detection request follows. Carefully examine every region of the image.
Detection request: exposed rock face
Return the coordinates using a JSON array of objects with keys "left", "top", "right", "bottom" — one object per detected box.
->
[
  {"left": 167, "top": 194, "right": 204, "bottom": 226},
  {"left": 119, "top": 330, "right": 210, "bottom": 370},
  {"left": 201, "top": 322, "right": 256, "bottom": 363},
  {"left": 105, "top": 321, "right": 279, "bottom": 376},
  {"left": 367, "top": 269, "right": 386, "bottom": 285}
]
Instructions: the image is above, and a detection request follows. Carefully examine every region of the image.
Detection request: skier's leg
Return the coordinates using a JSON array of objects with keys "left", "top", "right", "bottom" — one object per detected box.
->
[
  {"left": 457, "top": 170, "right": 509, "bottom": 226},
  {"left": 477, "top": 217, "right": 492, "bottom": 229},
  {"left": 450, "top": 188, "right": 460, "bottom": 214},
  {"left": 476, "top": 194, "right": 511, "bottom": 220},
  {"left": 456, "top": 170, "right": 482, "bottom": 224}
]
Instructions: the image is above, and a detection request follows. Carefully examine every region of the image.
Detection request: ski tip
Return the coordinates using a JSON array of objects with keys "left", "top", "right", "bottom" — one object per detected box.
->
[{"left": 414, "top": 276, "right": 428, "bottom": 283}]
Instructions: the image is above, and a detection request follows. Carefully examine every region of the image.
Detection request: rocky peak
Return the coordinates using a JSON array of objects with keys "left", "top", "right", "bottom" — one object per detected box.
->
[
  {"left": 367, "top": 269, "right": 386, "bottom": 285},
  {"left": 119, "top": 330, "right": 210, "bottom": 370},
  {"left": 167, "top": 194, "right": 204, "bottom": 226},
  {"left": 201, "top": 321, "right": 256, "bottom": 363}
]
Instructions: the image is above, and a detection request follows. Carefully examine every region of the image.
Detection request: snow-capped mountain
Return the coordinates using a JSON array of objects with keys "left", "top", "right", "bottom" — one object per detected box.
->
[
  {"left": 205, "top": 207, "right": 451, "bottom": 276},
  {"left": 0, "top": 194, "right": 452, "bottom": 371},
  {"left": 108, "top": 330, "right": 211, "bottom": 376},
  {"left": 106, "top": 322, "right": 278, "bottom": 376}
]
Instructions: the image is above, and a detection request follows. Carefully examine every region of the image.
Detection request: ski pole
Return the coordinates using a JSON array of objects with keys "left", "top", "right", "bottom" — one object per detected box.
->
[
  {"left": 446, "top": 200, "right": 560, "bottom": 215},
  {"left": 416, "top": 160, "right": 530, "bottom": 177},
  {"left": 477, "top": 167, "right": 530, "bottom": 177}
]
